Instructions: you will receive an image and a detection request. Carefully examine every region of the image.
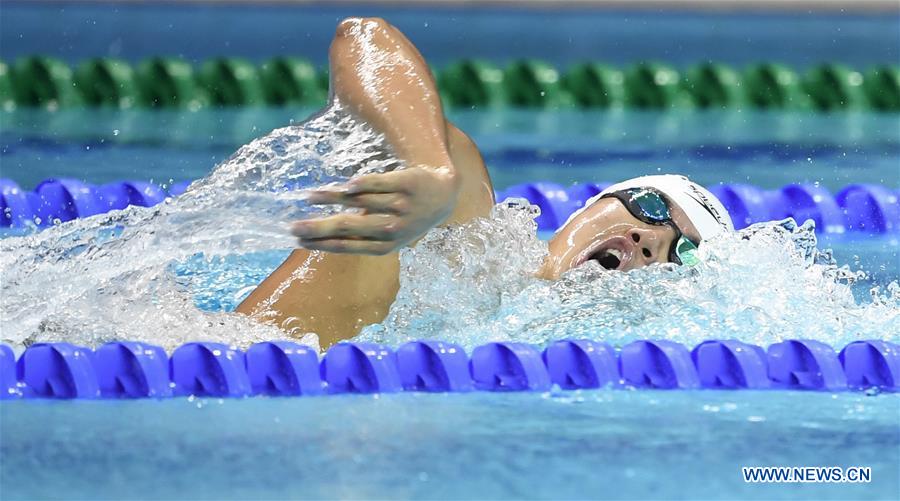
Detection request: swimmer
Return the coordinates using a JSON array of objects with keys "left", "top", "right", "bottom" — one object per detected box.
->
[{"left": 236, "top": 17, "right": 733, "bottom": 348}]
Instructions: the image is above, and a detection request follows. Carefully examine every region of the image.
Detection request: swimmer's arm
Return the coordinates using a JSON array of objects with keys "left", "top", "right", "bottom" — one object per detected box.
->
[
  {"left": 293, "top": 123, "right": 494, "bottom": 252},
  {"left": 290, "top": 18, "right": 466, "bottom": 255},
  {"left": 236, "top": 18, "right": 492, "bottom": 347}
]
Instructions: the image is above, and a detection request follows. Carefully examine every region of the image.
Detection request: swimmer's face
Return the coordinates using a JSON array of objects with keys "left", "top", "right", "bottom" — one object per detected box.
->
[{"left": 538, "top": 197, "right": 702, "bottom": 280}]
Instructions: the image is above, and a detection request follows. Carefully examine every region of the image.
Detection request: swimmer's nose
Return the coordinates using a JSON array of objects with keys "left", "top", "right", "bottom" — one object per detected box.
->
[{"left": 626, "top": 228, "right": 670, "bottom": 265}]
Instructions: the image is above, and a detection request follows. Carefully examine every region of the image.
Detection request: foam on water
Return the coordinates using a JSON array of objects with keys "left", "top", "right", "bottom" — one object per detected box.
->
[
  {"left": 0, "top": 103, "right": 398, "bottom": 352},
  {"left": 1, "top": 103, "right": 897, "bottom": 354},
  {"left": 359, "top": 200, "right": 900, "bottom": 350}
]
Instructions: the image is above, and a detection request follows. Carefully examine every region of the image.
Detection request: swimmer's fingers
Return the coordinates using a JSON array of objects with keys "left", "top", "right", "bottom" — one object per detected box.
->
[
  {"left": 295, "top": 238, "right": 396, "bottom": 256},
  {"left": 301, "top": 187, "right": 351, "bottom": 206},
  {"left": 297, "top": 167, "right": 455, "bottom": 254},
  {"left": 346, "top": 193, "right": 410, "bottom": 214},
  {"left": 292, "top": 213, "right": 401, "bottom": 242},
  {"left": 346, "top": 169, "right": 419, "bottom": 195},
  {"left": 305, "top": 191, "right": 408, "bottom": 215}
]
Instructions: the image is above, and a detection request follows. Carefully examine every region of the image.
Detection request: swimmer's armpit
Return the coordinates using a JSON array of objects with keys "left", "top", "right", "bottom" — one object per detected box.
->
[{"left": 293, "top": 167, "right": 459, "bottom": 255}]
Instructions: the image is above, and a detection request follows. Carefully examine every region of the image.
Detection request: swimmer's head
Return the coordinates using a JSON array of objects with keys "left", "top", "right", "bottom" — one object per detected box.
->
[{"left": 539, "top": 175, "right": 733, "bottom": 279}]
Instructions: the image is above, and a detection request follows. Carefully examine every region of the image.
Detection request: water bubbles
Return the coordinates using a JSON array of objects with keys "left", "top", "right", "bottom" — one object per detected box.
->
[
  {"left": 0, "top": 102, "right": 396, "bottom": 352},
  {"left": 359, "top": 205, "right": 899, "bottom": 351},
  {"left": 2, "top": 100, "right": 898, "bottom": 355},
  {"left": 864, "top": 387, "right": 881, "bottom": 396}
]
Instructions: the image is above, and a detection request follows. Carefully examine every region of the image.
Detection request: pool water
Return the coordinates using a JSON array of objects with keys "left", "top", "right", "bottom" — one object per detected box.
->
[
  {"left": 4, "top": 108, "right": 899, "bottom": 291},
  {"left": 1, "top": 390, "right": 897, "bottom": 500},
  {"left": 3, "top": 108, "right": 899, "bottom": 192},
  {"left": 2, "top": 3, "right": 898, "bottom": 69},
  {"left": 1, "top": 106, "right": 899, "bottom": 500},
  {"left": 2, "top": 4, "right": 899, "bottom": 500}
]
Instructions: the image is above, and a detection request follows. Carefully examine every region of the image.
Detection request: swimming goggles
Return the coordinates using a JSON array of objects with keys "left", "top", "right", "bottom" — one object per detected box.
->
[{"left": 601, "top": 188, "right": 700, "bottom": 266}]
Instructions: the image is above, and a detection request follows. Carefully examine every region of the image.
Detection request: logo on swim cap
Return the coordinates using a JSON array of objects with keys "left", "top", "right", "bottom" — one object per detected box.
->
[
  {"left": 554, "top": 175, "right": 734, "bottom": 241},
  {"left": 596, "top": 174, "right": 734, "bottom": 241},
  {"left": 681, "top": 180, "right": 730, "bottom": 231}
]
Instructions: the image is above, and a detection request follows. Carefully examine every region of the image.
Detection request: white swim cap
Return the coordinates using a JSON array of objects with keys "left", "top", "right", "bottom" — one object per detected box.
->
[{"left": 563, "top": 175, "right": 734, "bottom": 241}]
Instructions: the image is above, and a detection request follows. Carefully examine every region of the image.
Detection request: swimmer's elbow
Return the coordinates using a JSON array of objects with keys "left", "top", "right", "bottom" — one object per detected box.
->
[{"left": 335, "top": 17, "right": 389, "bottom": 39}]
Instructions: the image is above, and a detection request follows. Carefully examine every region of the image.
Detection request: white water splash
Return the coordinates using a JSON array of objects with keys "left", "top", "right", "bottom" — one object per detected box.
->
[
  {"left": 358, "top": 201, "right": 900, "bottom": 350},
  {"left": 1, "top": 103, "right": 897, "bottom": 355},
  {"left": 0, "top": 103, "right": 398, "bottom": 353}
]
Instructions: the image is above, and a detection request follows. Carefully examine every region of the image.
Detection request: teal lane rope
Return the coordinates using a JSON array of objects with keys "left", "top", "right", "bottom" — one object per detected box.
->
[{"left": 1, "top": 57, "right": 898, "bottom": 111}]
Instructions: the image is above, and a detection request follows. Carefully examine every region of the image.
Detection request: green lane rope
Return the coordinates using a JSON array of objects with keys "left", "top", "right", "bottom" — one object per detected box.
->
[
  {"left": 625, "top": 61, "right": 692, "bottom": 109},
  {"left": 2, "top": 56, "right": 898, "bottom": 112},
  {"left": 683, "top": 62, "right": 745, "bottom": 109},
  {"left": 504, "top": 59, "right": 574, "bottom": 108},
  {"left": 74, "top": 58, "right": 139, "bottom": 108},
  {"left": 438, "top": 60, "right": 506, "bottom": 108},
  {"left": 0, "top": 61, "right": 14, "bottom": 110},
  {"left": 743, "top": 63, "right": 812, "bottom": 110},
  {"left": 199, "top": 58, "right": 266, "bottom": 106},
  {"left": 864, "top": 65, "right": 900, "bottom": 111},
  {"left": 804, "top": 63, "right": 868, "bottom": 111},
  {"left": 561, "top": 63, "right": 625, "bottom": 108},
  {"left": 260, "top": 57, "right": 326, "bottom": 106},
  {"left": 11, "top": 56, "right": 82, "bottom": 108}
]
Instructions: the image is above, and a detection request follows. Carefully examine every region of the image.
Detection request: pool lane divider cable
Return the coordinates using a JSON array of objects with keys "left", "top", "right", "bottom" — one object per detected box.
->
[
  {"left": 2, "top": 178, "right": 898, "bottom": 234},
  {"left": 1, "top": 57, "right": 899, "bottom": 111},
  {"left": 1, "top": 339, "right": 898, "bottom": 399}
]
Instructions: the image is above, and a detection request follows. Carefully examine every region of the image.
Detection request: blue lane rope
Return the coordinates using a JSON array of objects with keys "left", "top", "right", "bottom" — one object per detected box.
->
[
  {"left": 2, "top": 178, "right": 898, "bottom": 233},
  {"left": 1, "top": 339, "right": 897, "bottom": 399}
]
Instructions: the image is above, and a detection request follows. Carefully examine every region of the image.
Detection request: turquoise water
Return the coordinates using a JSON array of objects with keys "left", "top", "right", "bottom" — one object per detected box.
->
[
  {"left": 3, "top": 109, "right": 899, "bottom": 192},
  {"left": 2, "top": 101, "right": 900, "bottom": 495},
  {"left": 4, "top": 108, "right": 898, "bottom": 293},
  {"left": 2, "top": 3, "right": 897, "bottom": 68},
  {"left": 1, "top": 107, "right": 899, "bottom": 500},
  {"left": 1, "top": 6, "right": 899, "bottom": 496},
  {"left": 1, "top": 391, "right": 897, "bottom": 500}
]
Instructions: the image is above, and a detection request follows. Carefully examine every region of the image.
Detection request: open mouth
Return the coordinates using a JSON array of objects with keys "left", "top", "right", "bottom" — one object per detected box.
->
[
  {"left": 574, "top": 236, "right": 633, "bottom": 272},
  {"left": 588, "top": 248, "right": 623, "bottom": 270}
]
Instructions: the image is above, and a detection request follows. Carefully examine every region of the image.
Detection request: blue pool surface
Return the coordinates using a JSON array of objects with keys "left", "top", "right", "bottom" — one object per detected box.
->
[
  {"left": 4, "top": 108, "right": 899, "bottom": 290},
  {"left": 2, "top": 4, "right": 900, "bottom": 500},
  {"left": 1, "top": 2, "right": 898, "bottom": 69},
  {"left": 3, "top": 109, "right": 900, "bottom": 193},
  {"left": 1, "top": 391, "right": 898, "bottom": 500}
]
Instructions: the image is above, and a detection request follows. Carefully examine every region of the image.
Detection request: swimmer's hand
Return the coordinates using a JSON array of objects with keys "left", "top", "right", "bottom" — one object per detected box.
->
[{"left": 291, "top": 166, "right": 459, "bottom": 255}]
